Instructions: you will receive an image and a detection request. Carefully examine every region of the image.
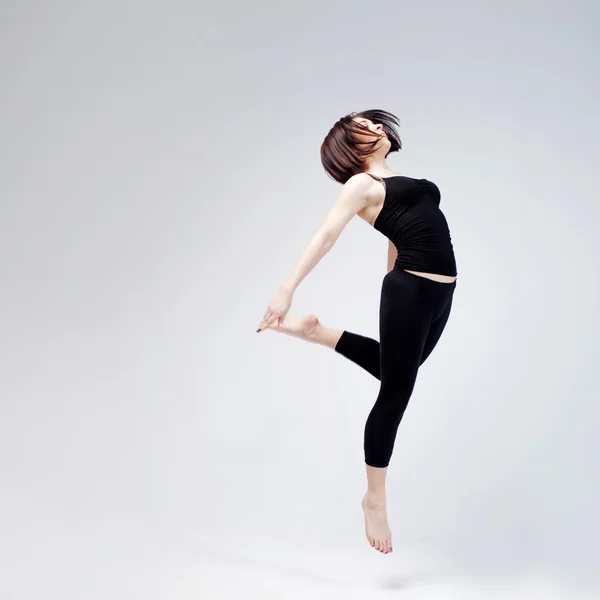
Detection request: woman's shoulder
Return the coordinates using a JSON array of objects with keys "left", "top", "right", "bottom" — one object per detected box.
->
[
  {"left": 345, "top": 172, "right": 377, "bottom": 185},
  {"left": 343, "top": 172, "right": 383, "bottom": 194}
]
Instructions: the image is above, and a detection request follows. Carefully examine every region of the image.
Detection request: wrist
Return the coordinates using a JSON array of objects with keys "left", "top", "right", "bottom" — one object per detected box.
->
[{"left": 280, "top": 283, "right": 295, "bottom": 296}]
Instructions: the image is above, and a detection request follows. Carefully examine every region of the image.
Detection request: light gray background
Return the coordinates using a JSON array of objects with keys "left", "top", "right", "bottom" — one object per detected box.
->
[{"left": 1, "top": 1, "right": 599, "bottom": 598}]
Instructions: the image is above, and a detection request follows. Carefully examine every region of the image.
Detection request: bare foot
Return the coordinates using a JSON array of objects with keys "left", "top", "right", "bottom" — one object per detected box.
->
[
  {"left": 265, "top": 314, "right": 322, "bottom": 341},
  {"left": 362, "top": 493, "right": 393, "bottom": 554}
]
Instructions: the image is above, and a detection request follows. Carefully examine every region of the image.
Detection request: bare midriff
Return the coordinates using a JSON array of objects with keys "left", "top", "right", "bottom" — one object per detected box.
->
[{"left": 403, "top": 269, "right": 457, "bottom": 284}]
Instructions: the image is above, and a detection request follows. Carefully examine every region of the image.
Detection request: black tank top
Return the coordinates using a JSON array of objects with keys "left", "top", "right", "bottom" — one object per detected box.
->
[{"left": 366, "top": 173, "right": 458, "bottom": 277}]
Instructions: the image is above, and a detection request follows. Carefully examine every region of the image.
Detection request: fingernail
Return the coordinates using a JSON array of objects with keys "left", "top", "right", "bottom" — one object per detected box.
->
[{"left": 256, "top": 328, "right": 261, "bottom": 332}]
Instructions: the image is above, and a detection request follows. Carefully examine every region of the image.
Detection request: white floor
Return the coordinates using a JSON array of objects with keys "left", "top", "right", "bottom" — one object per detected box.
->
[{"left": 2, "top": 502, "right": 598, "bottom": 600}]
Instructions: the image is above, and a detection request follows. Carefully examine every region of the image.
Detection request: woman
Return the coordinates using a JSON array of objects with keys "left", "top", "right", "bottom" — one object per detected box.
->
[{"left": 256, "top": 109, "right": 458, "bottom": 555}]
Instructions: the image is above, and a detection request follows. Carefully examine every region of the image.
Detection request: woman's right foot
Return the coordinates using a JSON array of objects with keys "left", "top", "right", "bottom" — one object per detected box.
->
[
  {"left": 265, "top": 314, "right": 322, "bottom": 341},
  {"left": 362, "top": 492, "right": 393, "bottom": 554}
]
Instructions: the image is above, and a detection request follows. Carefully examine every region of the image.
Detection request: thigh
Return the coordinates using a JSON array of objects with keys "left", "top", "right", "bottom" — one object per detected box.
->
[
  {"left": 419, "top": 292, "right": 454, "bottom": 366},
  {"left": 378, "top": 272, "right": 432, "bottom": 392}
]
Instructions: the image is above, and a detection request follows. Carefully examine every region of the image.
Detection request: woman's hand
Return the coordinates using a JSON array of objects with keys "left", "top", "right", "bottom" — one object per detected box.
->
[{"left": 257, "top": 287, "right": 293, "bottom": 332}]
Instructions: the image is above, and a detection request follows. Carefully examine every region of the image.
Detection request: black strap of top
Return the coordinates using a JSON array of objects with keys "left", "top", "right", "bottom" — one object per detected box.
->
[{"left": 365, "top": 172, "right": 386, "bottom": 190}]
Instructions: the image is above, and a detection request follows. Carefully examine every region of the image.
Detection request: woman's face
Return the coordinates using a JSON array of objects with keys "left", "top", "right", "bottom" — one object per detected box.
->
[{"left": 351, "top": 116, "right": 388, "bottom": 151}]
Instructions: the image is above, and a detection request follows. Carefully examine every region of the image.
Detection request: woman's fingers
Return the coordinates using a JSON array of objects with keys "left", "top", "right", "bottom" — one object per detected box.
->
[
  {"left": 257, "top": 309, "right": 273, "bottom": 332},
  {"left": 263, "top": 313, "right": 277, "bottom": 329},
  {"left": 257, "top": 310, "right": 281, "bottom": 332}
]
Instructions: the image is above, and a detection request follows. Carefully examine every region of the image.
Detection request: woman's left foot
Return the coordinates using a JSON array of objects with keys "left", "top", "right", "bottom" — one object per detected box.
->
[{"left": 265, "top": 314, "right": 322, "bottom": 341}]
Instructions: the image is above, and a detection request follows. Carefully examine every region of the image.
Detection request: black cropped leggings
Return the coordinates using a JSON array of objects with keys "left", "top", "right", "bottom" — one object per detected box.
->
[{"left": 334, "top": 267, "right": 457, "bottom": 468}]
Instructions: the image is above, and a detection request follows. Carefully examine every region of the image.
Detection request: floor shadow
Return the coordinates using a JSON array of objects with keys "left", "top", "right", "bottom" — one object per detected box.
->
[
  {"left": 378, "top": 567, "right": 451, "bottom": 590},
  {"left": 189, "top": 537, "right": 452, "bottom": 591}
]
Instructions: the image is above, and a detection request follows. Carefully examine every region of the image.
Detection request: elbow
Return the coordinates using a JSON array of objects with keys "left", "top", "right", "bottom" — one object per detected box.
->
[{"left": 321, "top": 230, "right": 337, "bottom": 248}]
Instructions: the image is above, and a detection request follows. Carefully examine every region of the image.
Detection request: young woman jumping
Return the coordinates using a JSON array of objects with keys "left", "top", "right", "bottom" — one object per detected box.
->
[{"left": 256, "top": 109, "right": 458, "bottom": 555}]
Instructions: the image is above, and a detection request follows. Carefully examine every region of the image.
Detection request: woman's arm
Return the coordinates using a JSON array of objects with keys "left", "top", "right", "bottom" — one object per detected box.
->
[
  {"left": 279, "top": 173, "right": 372, "bottom": 294},
  {"left": 257, "top": 174, "right": 374, "bottom": 332},
  {"left": 387, "top": 240, "right": 397, "bottom": 273}
]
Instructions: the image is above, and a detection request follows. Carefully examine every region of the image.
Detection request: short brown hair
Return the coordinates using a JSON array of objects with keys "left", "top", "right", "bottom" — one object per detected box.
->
[{"left": 320, "top": 109, "right": 402, "bottom": 184}]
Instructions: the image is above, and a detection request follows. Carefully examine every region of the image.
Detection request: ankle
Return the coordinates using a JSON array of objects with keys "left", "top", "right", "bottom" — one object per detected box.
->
[
  {"left": 306, "top": 321, "right": 324, "bottom": 342},
  {"left": 364, "top": 490, "right": 387, "bottom": 507}
]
